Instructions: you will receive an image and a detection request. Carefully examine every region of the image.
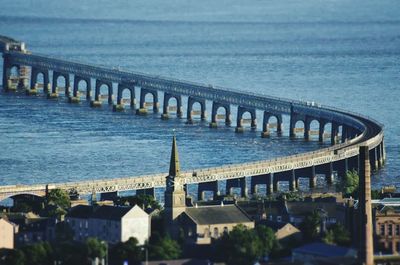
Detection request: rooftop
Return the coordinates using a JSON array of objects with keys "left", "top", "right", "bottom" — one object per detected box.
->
[
  {"left": 185, "top": 204, "right": 252, "bottom": 225},
  {"left": 293, "top": 242, "right": 356, "bottom": 258}
]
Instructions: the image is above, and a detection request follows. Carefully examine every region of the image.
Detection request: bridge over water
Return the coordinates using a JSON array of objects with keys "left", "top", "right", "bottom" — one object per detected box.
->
[{"left": 0, "top": 36, "right": 385, "bottom": 201}]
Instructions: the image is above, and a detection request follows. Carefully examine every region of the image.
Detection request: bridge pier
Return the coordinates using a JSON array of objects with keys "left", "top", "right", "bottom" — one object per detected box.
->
[
  {"left": 2, "top": 54, "right": 10, "bottom": 91},
  {"left": 100, "top": 191, "right": 119, "bottom": 201},
  {"left": 50, "top": 71, "right": 70, "bottom": 98},
  {"left": 186, "top": 97, "right": 206, "bottom": 124},
  {"left": 92, "top": 79, "right": 113, "bottom": 107},
  {"left": 235, "top": 106, "right": 256, "bottom": 133},
  {"left": 136, "top": 188, "right": 156, "bottom": 198},
  {"left": 309, "top": 166, "right": 317, "bottom": 189},
  {"left": 331, "top": 122, "right": 339, "bottom": 145},
  {"left": 114, "top": 83, "right": 136, "bottom": 111},
  {"left": 250, "top": 175, "right": 267, "bottom": 195},
  {"left": 261, "top": 112, "right": 283, "bottom": 138},
  {"left": 289, "top": 169, "right": 297, "bottom": 191},
  {"left": 29, "top": 67, "right": 50, "bottom": 95},
  {"left": 209, "top": 102, "right": 231, "bottom": 128},
  {"left": 318, "top": 120, "right": 326, "bottom": 143},
  {"left": 72, "top": 76, "right": 91, "bottom": 102},
  {"left": 326, "top": 162, "right": 335, "bottom": 185},
  {"left": 226, "top": 177, "right": 248, "bottom": 198},
  {"left": 304, "top": 117, "right": 312, "bottom": 141},
  {"left": 137, "top": 88, "right": 159, "bottom": 115},
  {"left": 162, "top": 93, "right": 182, "bottom": 119},
  {"left": 197, "top": 181, "right": 219, "bottom": 201},
  {"left": 341, "top": 126, "right": 349, "bottom": 143}
]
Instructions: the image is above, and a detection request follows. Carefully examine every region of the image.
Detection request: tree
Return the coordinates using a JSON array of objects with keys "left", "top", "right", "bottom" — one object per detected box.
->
[
  {"left": 53, "top": 241, "right": 87, "bottom": 265},
  {"left": 148, "top": 234, "right": 182, "bottom": 260},
  {"left": 214, "top": 224, "right": 263, "bottom": 265},
  {"left": 109, "top": 237, "right": 142, "bottom": 265},
  {"left": 255, "top": 226, "right": 279, "bottom": 256},
  {"left": 339, "top": 170, "right": 359, "bottom": 198},
  {"left": 0, "top": 249, "right": 25, "bottom": 265},
  {"left": 86, "top": 237, "right": 107, "bottom": 260},
  {"left": 323, "top": 224, "right": 351, "bottom": 246},
  {"left": 21, "top": 242, "right": 53, "bottom": 265},
  {"left": 299, "top": 211, "right": 322, "bottom": 242},
  {"left": 47, "top": 188, "right": 71, "bottom": 209},
  {"left": 115, "top": 194, "right": 161, "bottom": 210}
]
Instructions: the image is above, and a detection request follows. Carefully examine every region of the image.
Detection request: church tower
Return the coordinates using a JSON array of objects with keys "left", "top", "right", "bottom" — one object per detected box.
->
[{"left": 164, "top": 135, "right": 186, "bottom": 235}]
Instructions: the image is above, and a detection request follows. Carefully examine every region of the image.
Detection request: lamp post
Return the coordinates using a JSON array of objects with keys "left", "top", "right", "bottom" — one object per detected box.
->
[
  {"left": 101, "top": 241, "right": 108, "bottom": 265},
  {"left": 141, "top": 246, "right": 148, "bottom": 265}
]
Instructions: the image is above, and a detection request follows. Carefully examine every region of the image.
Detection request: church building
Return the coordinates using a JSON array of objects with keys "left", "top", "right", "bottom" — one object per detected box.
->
[{"left": 164, "top": 135, "right": 254, "bottom": 245}]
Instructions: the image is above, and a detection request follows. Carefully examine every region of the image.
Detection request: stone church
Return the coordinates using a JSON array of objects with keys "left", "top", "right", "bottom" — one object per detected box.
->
[{"left": 164, "top": 136, "right": 254, "bottom": 245}]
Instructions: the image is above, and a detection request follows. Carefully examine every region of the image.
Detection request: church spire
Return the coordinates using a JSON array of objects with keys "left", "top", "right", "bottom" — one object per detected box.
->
[{"left": 169, "top": 134, "right": 180, "bottom": 177}]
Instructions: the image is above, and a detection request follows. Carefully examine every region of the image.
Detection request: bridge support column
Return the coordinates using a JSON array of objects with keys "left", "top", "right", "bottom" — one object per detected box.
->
[
  {"left": 371, "top": 147, "right": 379, "bottom": 171},
  {"left": 341, "top": 126, "right": 348, "bottom": 143},
  {"left": 326, "top": 162, "right": 334, "bottom": 185},
  {"left": 267, "top": 173, "right": 274, "bottom": 195},
  {"left": 2, "top": 54, "right": 11, "bottom": 91},
  {"left": 318, "top": 120, "right": 325, "bottom": 143},
  {"left": 137, "top": 88, "right": 159, "bottom": 115},
  {"left": 304, "top": 117, "right": 311, "bottom": 141},
  {"left": 114, "top": 83, "right": 135, "bottom": 111},
  {"left": 100, "top": 191, "right": 119, "bottom": 201},
  {"left": 92, "top": 79, "right": 113, "bottom": 107},
  {"left": 235, "top": 106, "right": 256, "bottom": 133},
  {"left": 261, "top": 112, "right": 282, "bottom": 138},
  {"left": 226, "top": 177, "right": 248, "bottom": 198},
  {"left": 72, "top": 76, "right": 91, "bottom": 101},
  {"left": 250, "top": 175, "right": 267, "bottom": 195},
  {"left": 379, "top": 142, "right": 385, "bottom": 166},
  {"left": 209, "top": 102, "right": 231, "bottom": 128},
  {"left": 197, "top": 181, "right": 219, "bottom": 201},
  {"left": 289, "top": 169, "right": 297, "bottom": 191},
  {"left": 186, "top": 97, "right": 206, "bottom": 124},
  {"left": 136, "top": 188, "right": 156, "bottom": 198},
  {"left": 331, "top": 122, "right": 339, "bottom": 145},
  {"left": 309, "top": 166, "right": 317, "bottom": 189},
  {"left": 289, "top": 109, "right": 296, "bottom": 138},
  {"left": 162, "top": 93, "right": 182, "bottom": 119},
  {"left": 27, "top": 67, "right": 38, "bottom": 95}
]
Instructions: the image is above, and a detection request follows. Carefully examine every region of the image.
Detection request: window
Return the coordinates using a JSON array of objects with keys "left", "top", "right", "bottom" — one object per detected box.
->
[
  {"left": 396, "top": 225, "right": 400, "bottom": 236},
  {"left": 380, "top": 224, "right": 385, "bottom": 235},
  {"left": 213, "top": 227, "right": 219, "bottom": 238},
  {"left": 277, "top": 216, "right": 282, "bottom": 222},
  {"left": 389, "top": 224, "right": 393, "bottom": 236},
  {"left": 223, "top": 227, "right": 228, "bottom": 234}
]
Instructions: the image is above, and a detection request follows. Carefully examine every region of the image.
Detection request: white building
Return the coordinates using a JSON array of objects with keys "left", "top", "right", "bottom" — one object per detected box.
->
[
  {"left": 0, "top": 218, "right": 17, "bottom": 249},
  {"left": 65, "top": 204, "right": 150, "bottom": 245}
]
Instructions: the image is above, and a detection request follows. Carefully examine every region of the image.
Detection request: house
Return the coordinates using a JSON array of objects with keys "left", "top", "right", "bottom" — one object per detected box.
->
[
  {"left": 258, "top": 220, "right": 301, "bottom": 243},
  {"left": 0, "top": 218, "right": 17, "bottom": 249},
  {"left": 180, "top": 203, "right": 254, "bottom": 244},
  {"left": 292, "top": 242, "right": 357, "bottom": 263},
  {"left": 372, "top": 198, "right": 400, "bottom": 254},
  {"left": 65, "top": 204, "right": 150, "bottom": 245},
  {"left": 164, "top": 136, "right": 254, "bottom": 245},
  {"left": 15, "top": 217, "right": 58, "bottom": 246}
]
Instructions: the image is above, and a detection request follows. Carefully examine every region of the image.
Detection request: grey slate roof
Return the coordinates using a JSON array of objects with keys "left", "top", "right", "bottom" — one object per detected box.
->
[
  {"left": 293, "top": 242, "right": 355, "bottom": 257},
  {"left": 185, "top": 204, "right": 252, "bottom": 225},
  {"left": 66, "top": 205, "right": 132, "bottom": 220}
]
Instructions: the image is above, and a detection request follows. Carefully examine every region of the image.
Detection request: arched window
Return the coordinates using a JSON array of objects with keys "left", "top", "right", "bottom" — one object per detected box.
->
[
  {"left": 213, "top": 227, "right": 219, "bottom": 238},
  {"left": 223, "top": 227, "right": 228, "bottom": 234}
]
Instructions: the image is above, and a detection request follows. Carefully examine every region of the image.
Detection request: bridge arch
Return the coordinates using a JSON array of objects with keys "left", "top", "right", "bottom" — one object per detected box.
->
[
  {"left": 52, "top": 72, "right": 70, "bottom": 96},
  {"left": 187, "top": 97, "right": 206, "bottom": 123},
  {"left": 307, "top": 119, "right": 320, "bottom": 141},
  {"left": 162, "top": 93, "right": 182, "bottom": 118},
  {"left": 95, "top": 80, "right": 113, "bottom": 104},
  {"left": 210, "top": 102, "right": 231, "bottom": 127},
  {"left": 73, "top": 77, "right": 91, "bottom": 100},
  {"left": 139, "top": 88, "right": 159, "bottom": 113},
  {"left": 292, "top": 119, "right": 305, "bottom": 138},
  {"left": 117, "top": 85, "right": 135, "bottom": 108},
  {"left": 262, "top": 112, "right": 283, "bottom": 137}
]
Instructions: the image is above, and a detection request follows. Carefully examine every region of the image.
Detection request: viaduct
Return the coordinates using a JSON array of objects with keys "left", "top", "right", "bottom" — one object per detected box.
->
[{"left": 0, "top": 36, "right": 385, "bottom": 202}]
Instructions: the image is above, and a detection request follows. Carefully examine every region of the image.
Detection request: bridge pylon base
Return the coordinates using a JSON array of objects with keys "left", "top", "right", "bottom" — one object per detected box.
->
[
  {"left": 235, "top": 126, "right": 244, "bottom": 133},
  {"left": 161, "top": 113, "right": 169, "bottom": 120},
  {"left": 69, "top": 97, "right": 80, "bottom": 104},
  {"left": 26, "top": 88, "right": 38, "bottom": 96},
  {"left": 47, "top": 93, "right": 58, "bottom": 99},
  {"left": 113, "top": 104, "right": 124, "bottom": 112},
  {"left": 90, "top": 100, "right": 102, "bottom": 108},
  {"left": 209, "top": 122, "right": 218, "bottom": 128},
  {"left": 261, "top": 131, "right": 270, "bottom": 138},
  {"left": 136, "top": 108, "right": 148, "bottom": 115}
]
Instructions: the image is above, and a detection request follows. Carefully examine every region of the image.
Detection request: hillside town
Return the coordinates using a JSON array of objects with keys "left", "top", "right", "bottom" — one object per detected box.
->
[{"left": 0, "top": 136, "right": 399, "bottom": 265}]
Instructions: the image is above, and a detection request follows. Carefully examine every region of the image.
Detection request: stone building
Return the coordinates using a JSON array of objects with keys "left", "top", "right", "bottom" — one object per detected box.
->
[
  {"left": 65, "top": 204, "right": 150, "bottom": 245},
  {"left": 0, "top": 217, "right": 17, "bottom": 249},
  {"left": 164, "top": 136, "right": 254, "bottom": 244},
  {"left": 373, "top": 198, "right": 400, "bottom": 254}
]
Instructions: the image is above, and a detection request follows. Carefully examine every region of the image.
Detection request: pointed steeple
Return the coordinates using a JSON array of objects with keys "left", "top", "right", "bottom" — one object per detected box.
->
[{"left": 169, "top": 135, "right": 180, "bottom": 177}]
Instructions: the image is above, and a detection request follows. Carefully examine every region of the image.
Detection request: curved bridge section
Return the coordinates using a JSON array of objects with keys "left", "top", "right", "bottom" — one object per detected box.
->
[{"left": 0, "top": 36, "right": 385, "bottom": 201}]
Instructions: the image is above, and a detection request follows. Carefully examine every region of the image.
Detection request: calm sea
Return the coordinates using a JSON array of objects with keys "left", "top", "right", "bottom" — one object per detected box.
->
[{"left": 0, "top": 0, "right": 399, "bottom": 190}]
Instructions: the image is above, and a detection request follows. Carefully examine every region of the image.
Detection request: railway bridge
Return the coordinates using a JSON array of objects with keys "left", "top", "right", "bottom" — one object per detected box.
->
[{"left": 0, "top": 36, "right": 385, "bottom": 202}]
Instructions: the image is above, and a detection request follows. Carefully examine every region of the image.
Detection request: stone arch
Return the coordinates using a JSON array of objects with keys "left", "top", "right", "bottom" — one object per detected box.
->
[
  {"left": 138, "top": 88, "right": 159, "bottom": 113},
  {"left": 237, "top": 106, "right": 256, "bottom": 129},
  {"left": 163, "top": 93, "right": 182, "bottom": 117},
  {"left": 73, "top": 77, "right": 91, "bottom": 100},
  {"left": 117, "top": 86, "right": 135, "bottom": 108},
  {"left": 95, "top": 80, "right": 113, "bottom": 104},
  {"left": 52, "top": 72, "right": 70, "bottom": 95},
  {"left": 307, "top": 119, "right": 320, "bottom": 140},
  {"left": 262, "top": 112, "right": 283, "bottom": 136},
  {"left": 292, "top": 119, "right": 305, "bottom": 138}
]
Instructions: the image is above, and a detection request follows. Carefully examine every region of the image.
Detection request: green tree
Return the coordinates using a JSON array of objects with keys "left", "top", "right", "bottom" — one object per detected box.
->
[
  {"left": 86, "top": 237, "right": 107, "bottom": 260},
  {"left": 21, "top": 242, "right": 53, "bottom": 265},
  {"left": 299, "top": 211, "right": 322, "bottom": 242},
  {"left": 214, "top": 224, "right": 263, "bottom": 265},
  {"left": 339, "top": 170, "right": 359, "bottom": 198},
  {"left": 148, "top": 234, "right": 182, "bottom": 260},
  {"left": 323, "top": 224, "right": 351, "bottom": 246},
  {"left": 109, "top": 237, "right": 142, "bottom": 265},
  {"left": 116, "top": 194, "right": 161, "bottom": 210},
  {"left": 0, "top": 249, "right": 25, "bottom": 265},
  {"left": 255, "top": 226, "right": 279, "bottom": 256},
  {"left": 53, "top": 241, "right": 87, "bottom": 265},
  {"left": 47, "top": 188, "right": 71, "bottom": 209}
]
